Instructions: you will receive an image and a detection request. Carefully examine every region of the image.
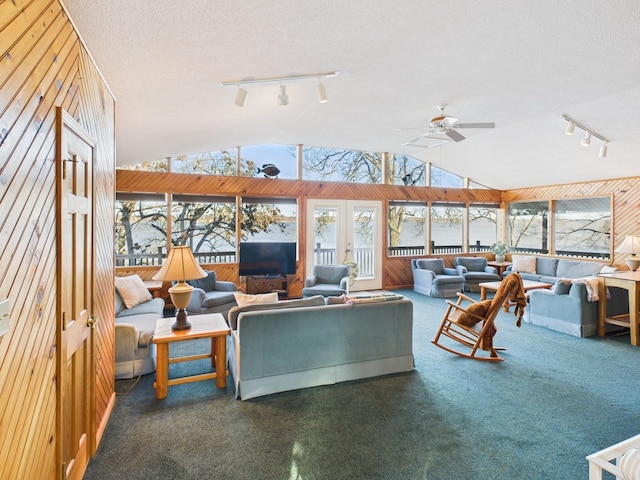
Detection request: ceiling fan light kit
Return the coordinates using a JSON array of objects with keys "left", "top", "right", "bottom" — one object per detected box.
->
[
  {"left": 562, "top": 114, "right": 609, "bottom": 158},
  {"left": 221, "top": 71, "right": 339, "bottom": 107}
]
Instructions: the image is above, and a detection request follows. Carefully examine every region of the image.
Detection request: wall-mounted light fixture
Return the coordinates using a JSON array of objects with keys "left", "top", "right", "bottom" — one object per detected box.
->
[
  {"left": 221, "top": 71, "right": 340, "bottom": 107},
  {"left": 562, "top": 114, "right": 610, "bottom": 158}
]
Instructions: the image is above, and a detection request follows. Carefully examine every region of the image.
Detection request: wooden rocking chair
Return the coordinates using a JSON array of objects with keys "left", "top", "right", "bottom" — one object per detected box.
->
[{"left": 431, "top": 273, "right": 526, "bottom": 361}]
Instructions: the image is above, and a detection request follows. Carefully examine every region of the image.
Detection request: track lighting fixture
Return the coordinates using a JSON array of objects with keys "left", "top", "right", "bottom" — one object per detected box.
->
[
  {"left": 234, "top": 86, "right": 248, "bottom": 107},
  {"left": 277, "top": 84, "right": 289, "bottom": 106},
  {"left": 562, "top": 114, "right": 610, "bottom": 158},
  {"left": 599, "top": 142, "right": 608, "bottom": 158},
  {"left": 317, "top": 81, "right": 328, "bottom": 103},
  {"left": 221, "top": 71, "right": 339, "bottom": 107},
  {"left": 565, "top": 121, "right": 575, "bottom": 135}
]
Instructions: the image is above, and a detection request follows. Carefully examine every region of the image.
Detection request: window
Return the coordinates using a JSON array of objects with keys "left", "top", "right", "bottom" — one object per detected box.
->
[
  {"left": 303, "top": 146, "right": 382, "bottom": 183},
  {"left": 171, "top": 195, "right": 237, "bottom": 263},
  {"left": 431, "top": 203, "right": 464, "bottom": 253},
  {"left": 388, "top": 154, "right": 426, "bottom": 186},
  {"left": 116, "top": 160, "right": 168, "bottom": 172},
  {"left": 388, "top": 202, "right": 426, "bottom": 256},
  {"left": 115, "top": 193, "right": 167, "bottom": 266},
  {"left": 171, "top": 150, "right": 237, "bottom": 176},
  {"left": 430, "top": 165, "right": 463, "bottom": 188},
  {"left": 554, "top": 197, "right": 610, "bottom": 258},
  {"left": 241, "top": 144, "right": 297, "bottom": 179},
  {"left": 508, "top": 201, "right": 550, "bottom": 254},
  {"left": 469, "top": 205, "right": 499, "bottom": 252},
  {"left": 241, "top": 197, "right": 297, "bottom": 242}
]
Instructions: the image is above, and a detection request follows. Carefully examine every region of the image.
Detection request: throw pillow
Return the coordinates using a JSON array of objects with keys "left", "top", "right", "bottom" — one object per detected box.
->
[
  {"left": 511, "top": 255, "right": 537, "bottom": 274},
  {"left": 233, "top": 292, "right": 279, "bottom": 307},
  {"left": 115, "top": 275, "right": 152, "bottom": 309},
  {"left": 553, "top": 279, "right": 572, "bottom": 295}
]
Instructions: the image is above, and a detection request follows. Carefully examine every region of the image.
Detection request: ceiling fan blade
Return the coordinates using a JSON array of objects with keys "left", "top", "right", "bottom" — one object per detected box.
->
[
  {"left": 445, "top": 129, "right": 466, "bottom": 142},
  {"left": 395, "top": 126, "right": 427, "bottom": 131},
  {"left": 455, "top": 122, "right": 495, "bottom": 128}
]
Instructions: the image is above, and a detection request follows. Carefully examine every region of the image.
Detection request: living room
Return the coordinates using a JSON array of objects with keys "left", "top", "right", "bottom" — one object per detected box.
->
[{"left": 2, "top": 1, "right": 640, "bottom": 479}]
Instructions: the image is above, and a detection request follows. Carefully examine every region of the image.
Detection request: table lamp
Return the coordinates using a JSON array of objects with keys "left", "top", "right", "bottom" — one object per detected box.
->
[
  {"left": 152, "top": 246, "right": 207, "bottom": 330},
  {"left": 614, "top": 235, "right": 640, "bottom": 271}
]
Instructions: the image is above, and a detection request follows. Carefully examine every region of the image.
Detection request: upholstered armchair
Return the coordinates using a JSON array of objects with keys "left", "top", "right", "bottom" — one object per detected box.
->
[
  {"left": 411, "top": 258, "right": 465, "bottom": 298},
  {"left": 454, "top": 257, "right": 501, "bottom": 292},
  {"left": 185, "top": 270, "right": 239, "bottom": 317},
  {"left": 302, "top": 264, "right": 350, "bottom": 297}
]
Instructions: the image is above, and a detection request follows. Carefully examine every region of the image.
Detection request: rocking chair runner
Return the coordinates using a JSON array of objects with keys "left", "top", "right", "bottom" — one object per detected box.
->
[{"left": 431, "top": 273, "right": 527, "bottom": 361}]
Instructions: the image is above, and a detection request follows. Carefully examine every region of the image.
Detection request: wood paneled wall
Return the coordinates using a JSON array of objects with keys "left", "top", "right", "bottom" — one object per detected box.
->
[
  {"left": 0, "top": 1, "right": 115, "bottom": 478},
  {"left": 504, "top": 178, "right": 640, "bottom": 270}
]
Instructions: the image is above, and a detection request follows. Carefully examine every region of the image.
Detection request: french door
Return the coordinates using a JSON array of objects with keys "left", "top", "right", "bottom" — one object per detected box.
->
[{"left": 305, "top": 199, "right": 382, "bottom": 291}]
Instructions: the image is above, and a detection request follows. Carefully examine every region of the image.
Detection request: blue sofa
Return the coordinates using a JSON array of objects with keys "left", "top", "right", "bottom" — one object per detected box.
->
[
  {"left": 411, "top": 258, "right": 464, "bottom": 298},
  {"left": 505, "top": 255, "right": 628, "bottom": 337},
  {"left": 227, "top": 293, "right": 414, "bottom": 400}
]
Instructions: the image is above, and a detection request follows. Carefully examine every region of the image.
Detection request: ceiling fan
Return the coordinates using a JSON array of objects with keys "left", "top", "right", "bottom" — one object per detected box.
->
[{"left": 400, "top": 104, "right": 495, "bottom": 148}]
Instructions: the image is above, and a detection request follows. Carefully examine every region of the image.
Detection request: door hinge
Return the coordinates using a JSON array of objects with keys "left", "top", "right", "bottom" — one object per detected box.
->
[{"left": 62, "top": 462, "right": 67, "bottom": 480}]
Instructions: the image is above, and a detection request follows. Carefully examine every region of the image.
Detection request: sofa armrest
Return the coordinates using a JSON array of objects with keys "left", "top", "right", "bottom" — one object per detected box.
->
[
  {"left": 304, "top": 275, "right": 317, "bottom": 288},
  {"left": 443, "top": 267, "right": 458, "bottom": 276},
  {"left": 215, "top": 280, "right": 237, "bottom": 292},
  {"left": 569, "top": 282, "right": 589, "bottom": 300},
  {"left": 340, "top": 276, "right": 350, "bottom": 293},
  {"left": 186, "top": 287, "right": 206, "bottom": 311},
  {"left": 456, "top": 265, "right": 468, "bottom": 275},
  {"left": 115, "top": 323, "right": 139, "bottom": 363},
  {"left": 413, "top": 268, "right": 436, "bottom": 286},
  {"left": 484, "top": 266, "right": 498, "bottom": 274}
]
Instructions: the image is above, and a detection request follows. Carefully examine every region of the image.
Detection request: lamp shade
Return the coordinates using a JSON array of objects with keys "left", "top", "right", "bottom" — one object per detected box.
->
[
  {"left": 152, "top": 246, "right": 207, "bottom": 282},
  {"left": 615, "top": 235, "right": 640, "bottom": 271}
]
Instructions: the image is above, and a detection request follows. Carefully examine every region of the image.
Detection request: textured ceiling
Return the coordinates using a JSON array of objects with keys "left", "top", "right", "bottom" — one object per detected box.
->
[{"left": 62, "top": 0, "right": 640, "bottom": 190}]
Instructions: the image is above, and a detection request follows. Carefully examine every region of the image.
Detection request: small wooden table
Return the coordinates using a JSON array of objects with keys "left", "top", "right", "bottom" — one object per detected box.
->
[
  {"left": 143, "top": 280, "right": 163, "bottom": 298},
  {"left": 152, "top": 313, "right": 230, "bottom": 399},
  {"left": 487, "top": 261, "right": 513, "bottom": 277},
  {"left": 598, "top": 271, "right": 640, "bottom": 346},
  {"left": 479, "top": 279, "right": 553, "bottom": 312}
]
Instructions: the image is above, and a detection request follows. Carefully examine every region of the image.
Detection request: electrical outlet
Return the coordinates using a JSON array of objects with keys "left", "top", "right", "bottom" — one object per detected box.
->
[{"left": 0, "top": 299, "right": 10, "bottom": 336}]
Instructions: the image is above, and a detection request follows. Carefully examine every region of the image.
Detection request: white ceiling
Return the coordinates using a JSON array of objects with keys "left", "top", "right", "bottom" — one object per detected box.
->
[{"left": 62, "top": 0, "right": 640, "bottom": 190}]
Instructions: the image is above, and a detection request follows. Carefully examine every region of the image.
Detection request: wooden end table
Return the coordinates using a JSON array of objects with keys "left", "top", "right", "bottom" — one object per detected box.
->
[
  {"left": 487, "top": 261, "right": 513, "bottom": 277},
  {"left": 479, "top": 279, "right": 552, "bottom": 312},
  {"left": 152, "top": 313, "right": 230, "bottom": 399}
]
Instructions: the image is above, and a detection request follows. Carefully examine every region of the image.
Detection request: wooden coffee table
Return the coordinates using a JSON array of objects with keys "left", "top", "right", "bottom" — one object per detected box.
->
[
  {"left": 479, "top": 279, "right": 553, "bottom": 312},
  {"left": 152, "top": 313, "right": 230, "bottom": 399}
]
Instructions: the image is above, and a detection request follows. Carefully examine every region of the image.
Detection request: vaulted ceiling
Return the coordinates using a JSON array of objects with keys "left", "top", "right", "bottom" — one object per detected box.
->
[{"left": 63, "top": 0, "right": 640, "bottom": 190}]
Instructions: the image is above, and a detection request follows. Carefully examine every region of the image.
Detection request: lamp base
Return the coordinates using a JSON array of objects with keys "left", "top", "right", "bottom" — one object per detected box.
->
[
  {"left": 626, "top": 258, "right": 640, "bottom": 272},
  {"left": 171, "top": 308, "right": 191, "bottom": 331}
]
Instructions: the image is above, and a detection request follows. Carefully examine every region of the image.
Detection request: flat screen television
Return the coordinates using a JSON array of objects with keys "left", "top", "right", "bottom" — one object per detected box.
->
[{"left": 239, "top": 242, "right": 297, "bottom": 276}]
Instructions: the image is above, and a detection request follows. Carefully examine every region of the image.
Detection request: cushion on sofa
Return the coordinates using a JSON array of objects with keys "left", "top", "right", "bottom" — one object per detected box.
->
[
  {"left": 233, "top": 292, "right": 279, "bottom": 307},
  {"left": 201, "top": 290, "right": 238, "bottom": 308},
  {"left": 187, "top": 270, "right": 217, "bottom": 291},
  {"left": 228, "top": 295, "right": 326, "bottom": 329},
  {"left": 115, "top": 275, "right": 152, "bottom": 308},
  {"left": 553, "top": 279, "right": 572, "bottom": 295},
  {"left": 536, "top": 257, "right": 559, "bottom": 277},
  {"left": 556, "top": 259, "right": 603, "bottom": 278},
  {"left": 456, "top": 257, "right": 488, "bottom": 272},
  {"left": 511, "top": 255, "right": 537, "bottom": 274},
  {"left": 415, "top": 258, "right": 443, "bottom": 274}
]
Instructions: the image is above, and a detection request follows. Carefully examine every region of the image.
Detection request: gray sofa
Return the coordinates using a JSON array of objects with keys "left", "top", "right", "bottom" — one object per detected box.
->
[
  {"left": 226, "top": 293, "right": 414, "bottom": 400},
  {"left": 411, "top": 258, "right": 464, "bottom": 298},
  {"left": 115, "top": 291, "right": 165, "bottom": 379},
  {"left": 504, "top": 255, "right": 628, "bottom": 337}
]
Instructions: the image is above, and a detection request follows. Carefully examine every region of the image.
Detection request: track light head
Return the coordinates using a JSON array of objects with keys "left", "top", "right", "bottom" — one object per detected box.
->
[
  {"left": 581, "top": 131, "right": 592, "bottom": 147},
  {"left": 277, "top": 84, "right": 288, "bottom": 106},
  {"left": 599, "top": 142, "right": 608, "bottom": 158},
  {"left": 234, "top": 86, "right": 248, "bottom": 107},
  {"left": 565, "top": 121, "right": 575, "bottom": 135},
  {"left": 317, "top": 81, "right": 328, "bottom": 103}
]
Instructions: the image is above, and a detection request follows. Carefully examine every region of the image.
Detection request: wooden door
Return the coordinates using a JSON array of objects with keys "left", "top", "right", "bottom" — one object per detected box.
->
[{"left": 56, "top": 108, "right": 96, "bottom": 480}]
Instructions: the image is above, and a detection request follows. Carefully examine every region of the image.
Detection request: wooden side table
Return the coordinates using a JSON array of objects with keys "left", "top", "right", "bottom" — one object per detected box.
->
[
  {"left": 598, "top": 271, "right": 640, "bottom": 346},
  {"left": 143, "top": 280, "right": 163, "bottom": 298},
  {"left": 487, "top": 261, "right": 513, "bottom": 277},
  {"left": 152, "top": 313, "right": 230, "bottom": 399}
]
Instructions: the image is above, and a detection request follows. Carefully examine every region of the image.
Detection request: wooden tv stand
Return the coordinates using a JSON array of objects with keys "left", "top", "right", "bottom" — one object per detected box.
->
[{"left": 244, "top": 275, "right": 290, "bottom": 300}]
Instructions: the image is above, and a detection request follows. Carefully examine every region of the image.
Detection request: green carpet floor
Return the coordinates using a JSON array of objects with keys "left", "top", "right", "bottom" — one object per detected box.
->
[{"left": 83, "top": 289, "right": 640, "bottom": 479}]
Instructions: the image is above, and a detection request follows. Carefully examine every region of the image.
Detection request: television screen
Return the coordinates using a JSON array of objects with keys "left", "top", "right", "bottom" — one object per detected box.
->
[{"left": 239, "top": 242, "right": 297, "bottom": 276}]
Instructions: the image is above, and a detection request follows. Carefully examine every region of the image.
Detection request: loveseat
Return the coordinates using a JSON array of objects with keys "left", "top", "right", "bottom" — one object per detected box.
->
[
  {"left": 226, "top": 293, "right": 414, "bottom": 400},
  {"left": 454, "top": 257, "right": 501, "bottom": 292},
  {"left": 114, "top": 290, "right": 165, "bottom": 379},
  {"left": 504, "top": 255, "right": 606, "bottom": 283}
]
